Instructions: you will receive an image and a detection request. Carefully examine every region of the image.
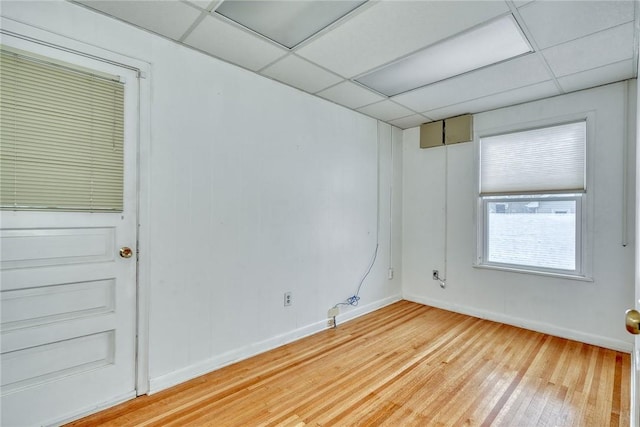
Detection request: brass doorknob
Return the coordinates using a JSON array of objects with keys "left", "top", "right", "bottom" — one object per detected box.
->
[
  {"left": 625, "top": 309, "right": 640, "bottom": 334},
  {"left": 119, "top": 247, "right": 133, "bottom": 259}
]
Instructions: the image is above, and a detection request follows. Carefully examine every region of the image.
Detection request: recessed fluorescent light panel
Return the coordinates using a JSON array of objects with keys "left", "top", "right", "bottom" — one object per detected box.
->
[
  {"left": 215, "top": 0, "right": 366, "bottom": 49},
  {"left": 356, "top": 15, "right": 533, "bottom": 97}
]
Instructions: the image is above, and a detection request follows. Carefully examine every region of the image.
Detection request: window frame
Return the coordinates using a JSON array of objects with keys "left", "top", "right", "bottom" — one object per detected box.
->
[{"left": 474, "top": 114, "right": 593, "bottom": 281}]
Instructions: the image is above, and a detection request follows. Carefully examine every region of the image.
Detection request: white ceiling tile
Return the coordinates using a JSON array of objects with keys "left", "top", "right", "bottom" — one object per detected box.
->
[
  {"left": 316, "top": 81, "right": 385, "bottom": 109},
  {"left": 557, "top": 59, "right": 635, "bottom": 93},
  {"left": 542, "top": 23, "right": 634, "bottom": 78},
  {"left": 357, "top": 100, "right": 415, "bottom": 122},
  {"left": 519, "top": 0, "right": 634, "bottom": 49},
  {"left": 183, "top": 0, "right": 215, "bottom": 11},
  {"left": 513, "top": 0, "right": 535, "bottom": 7},
  {"left": 207, "top": 1, "right": 223, "bottom": 11},
  {"left": 184, "top": 15, "right": 287, "bottom": 71},
  {"left": 392, "top": 53, "right": 551, "bottom": 113},
  {"left": 388, "top": 114, "right": 430, "bottom": 130},
  {"left": 76, "top": 0, "right": 202, "bottom": 40},
  {"left": 423, "top": 81, "right": 560, "bottom": 120},
  {"left": 214, "top": 1, "right": 366, "bottom": 48},
  {"left": 296, "top": 1, "right": 510, "bottom": 78},
  {"left": 261, "top": 55, "right": 343, "bottom": 94}
]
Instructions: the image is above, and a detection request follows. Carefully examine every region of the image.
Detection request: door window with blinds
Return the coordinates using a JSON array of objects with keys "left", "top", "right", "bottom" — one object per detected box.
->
[
  {"left": 0, "top": 48, "right": 125, "bottom": 212},
  {"left": 478, "top": 121, "right": 587, "bottom": 277}
]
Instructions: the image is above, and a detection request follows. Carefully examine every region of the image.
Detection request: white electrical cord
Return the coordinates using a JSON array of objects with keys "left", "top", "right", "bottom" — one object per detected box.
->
[
  {"left": 441, "top": 145, "right": 448, "bottom": 289},
  {"left": 622, "top": 80, "right": 630, "bottom": 247},
  {"left": 388, "top": 125, "right": 394, "bottom": 273},
  {"left": 331, "top": 121, "right": 383, "bottom": 323}
]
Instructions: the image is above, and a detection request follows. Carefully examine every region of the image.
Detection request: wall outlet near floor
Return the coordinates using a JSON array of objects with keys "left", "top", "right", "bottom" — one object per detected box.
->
[
  {"left": 284, "top": 292, "right": 292, "bottom": 306},
  {"left": 327, "top": 318, "right": 335, "bottom": 328},
  {"left": 388, "top": 268, "right": 394, "bottom": 279},
  {"left": 328, "top": 307, "right": 339, "bottom": 318}
]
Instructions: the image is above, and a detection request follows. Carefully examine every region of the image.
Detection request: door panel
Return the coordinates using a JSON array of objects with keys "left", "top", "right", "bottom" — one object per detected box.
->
[
  {"left": 1, "top": 227, "right": 116, "bottom": 269},
  {"left": 2, "top": 330, "right": 115, "bottom": 393},
  {"left": 1, "top": 278, "right": 115, "bottom": 329},
  {"left": 0, "top": 37, "right": 139, "bottom": 426}
]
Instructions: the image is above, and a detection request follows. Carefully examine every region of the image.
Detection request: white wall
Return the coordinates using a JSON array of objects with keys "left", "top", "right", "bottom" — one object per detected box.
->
[
  {"left": 403, "top": 82, "right": 636, "bottom": 351},
  {"left": 0, "top": 1, "right": 402, "bottom": 393},
  {"left": 4, "top": 0, "right": 634, "bottom": 410}
]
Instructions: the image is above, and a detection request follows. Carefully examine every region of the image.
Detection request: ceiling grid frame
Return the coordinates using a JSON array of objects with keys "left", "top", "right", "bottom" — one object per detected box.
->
[
  {"left": 506, "top": 0, "right": 565, "bottom": 94},
  {"left": 69, "top": 0, "right": 639, "bottom": 129}
]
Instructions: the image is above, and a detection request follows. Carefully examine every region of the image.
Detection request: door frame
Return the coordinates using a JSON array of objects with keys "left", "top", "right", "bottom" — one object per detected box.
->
[
  {"left": 633, "top": 68, "right": 640, "bottom": 427},
  {"left": 0, "top": 17, "right": 152, "bottom": 401}
]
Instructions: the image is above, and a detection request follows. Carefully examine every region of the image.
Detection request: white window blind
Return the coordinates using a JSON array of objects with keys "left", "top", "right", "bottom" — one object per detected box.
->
[
  {"left": 480, "top": 121, "right": 586, "bottom": 195},
  {"left": 0, "top": 49, "right": 125, "bottom": 212}
]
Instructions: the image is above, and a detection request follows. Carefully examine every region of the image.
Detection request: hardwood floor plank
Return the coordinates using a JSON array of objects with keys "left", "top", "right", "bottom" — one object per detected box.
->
[
  {"left": 536, "top": 384, "right": 569, "bottom": 427},
  {"left": 610, "top": 352, "right": 624, "bottom": 426},
  {"left": 68, "top": 301, "right": 630, "bottom": 427},
  {"left": 619, "top": 353, "right": 631, "bottom": 426}
]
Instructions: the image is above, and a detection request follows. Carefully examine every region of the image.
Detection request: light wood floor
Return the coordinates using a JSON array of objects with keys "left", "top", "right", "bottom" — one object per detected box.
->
[{"left": 69, "top": 301, "right": 630, "bottom": 426}]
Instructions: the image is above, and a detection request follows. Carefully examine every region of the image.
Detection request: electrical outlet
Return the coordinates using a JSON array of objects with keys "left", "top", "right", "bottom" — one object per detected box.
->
[
  {"left": 328, "top": 307, "right": 339, "bottom": 318},
  {"left": 388, "top": 268, "right": 394, "bottom": 280},
  {"left": 328, "top": 318, "right": 335, "bottom": 328},
  {"left": 432, "top": 270, "right": 439, "bottom": 280},
  {"left": 284, "top": 292, "right": 292, "bottom": 306}
]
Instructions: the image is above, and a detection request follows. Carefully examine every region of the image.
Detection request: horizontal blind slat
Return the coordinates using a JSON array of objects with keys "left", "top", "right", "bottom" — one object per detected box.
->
[
  {"left": 2, "top": 102, "right": 125, "bottom": 129},
  {"left": 1, "top": 87, "right": 125, "bottom": 116}
]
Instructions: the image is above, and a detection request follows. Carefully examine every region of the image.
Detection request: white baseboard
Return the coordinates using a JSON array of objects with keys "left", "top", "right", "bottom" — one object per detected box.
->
[
  {"left": 149, "top": 294, "right": 402, "bottom": 394},
  {"left": 333, "top": 294, "right": 402, "bottom": 326},
  {"left": 403, "top": 293, "right": 633, "bottom": 353},
  {"left": 46, "top": 391, "right": 136, "bottom": 427}
]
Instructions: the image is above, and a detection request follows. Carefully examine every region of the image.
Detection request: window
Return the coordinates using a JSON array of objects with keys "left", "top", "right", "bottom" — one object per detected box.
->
[
  {"left": 477, "top": 121, "right": 587, "bottom": 277},
  {"left": 0, "top": 48, "right": 125, "bottom": 212}
]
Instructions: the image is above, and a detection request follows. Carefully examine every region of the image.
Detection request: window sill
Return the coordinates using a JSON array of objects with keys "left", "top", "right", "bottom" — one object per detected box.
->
[{"left": 472, "top": 263, "right": 593, "bottom": 282}]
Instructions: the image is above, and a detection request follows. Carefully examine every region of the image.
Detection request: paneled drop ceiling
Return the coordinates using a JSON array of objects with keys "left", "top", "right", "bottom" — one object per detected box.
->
[{"left": 73, "top": 0, "right": 639, "bottom": 129}]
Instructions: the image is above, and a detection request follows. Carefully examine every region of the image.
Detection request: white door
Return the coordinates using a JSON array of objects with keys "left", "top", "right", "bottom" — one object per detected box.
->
[
  {"left": 0, "top": 36, "right": 139, "bottom": 426},
  {"left": 632, "top": 183, "right": 640, "bottom": 422},
  {"left": 633, "top": 79, "right": 640, "bottom": 427}
]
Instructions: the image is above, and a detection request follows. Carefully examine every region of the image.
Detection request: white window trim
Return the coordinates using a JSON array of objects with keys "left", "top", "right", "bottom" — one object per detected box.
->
[{"left": 473, "top": 112, "right": 595, "bottom": 281}]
